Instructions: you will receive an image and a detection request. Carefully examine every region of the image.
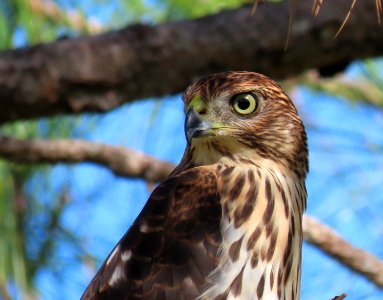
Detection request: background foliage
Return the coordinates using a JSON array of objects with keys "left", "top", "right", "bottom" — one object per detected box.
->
[{"left": 0, "top": 1, "right": 382, "bottom": 299}]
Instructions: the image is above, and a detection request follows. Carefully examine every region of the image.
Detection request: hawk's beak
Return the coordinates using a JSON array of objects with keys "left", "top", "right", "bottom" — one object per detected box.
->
[{"left": 184, "top": 108, "right": 213, "bottom": 146}]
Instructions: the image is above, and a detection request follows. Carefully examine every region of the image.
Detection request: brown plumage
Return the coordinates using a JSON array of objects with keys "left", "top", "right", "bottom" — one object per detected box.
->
[{"left": 81, "top": 71, "right": 308, "bottom": 300}]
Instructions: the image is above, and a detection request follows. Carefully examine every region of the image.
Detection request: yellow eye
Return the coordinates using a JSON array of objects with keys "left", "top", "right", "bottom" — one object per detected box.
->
[{"left": 232, "top": 93, "right": 258, "bottom": 115}]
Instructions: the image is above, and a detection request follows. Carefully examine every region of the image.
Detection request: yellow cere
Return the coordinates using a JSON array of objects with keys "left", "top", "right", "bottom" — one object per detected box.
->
[{"left": 188, "top": 95, "right": 206, "bottom": 114}]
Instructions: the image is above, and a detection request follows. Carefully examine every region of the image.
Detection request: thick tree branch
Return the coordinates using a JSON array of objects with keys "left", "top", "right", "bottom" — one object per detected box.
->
[
  {"left": 0, "top": 0, "right": 382, "bottom": 124},
  {"left": 303, "top": 215, "right": 383, "bottom": 287},
  {"left": 0, "top": 136, "right": 174, "bottom": 182},
  {"left": 1, "top": 135, "right": 383, "bottom": 287}
]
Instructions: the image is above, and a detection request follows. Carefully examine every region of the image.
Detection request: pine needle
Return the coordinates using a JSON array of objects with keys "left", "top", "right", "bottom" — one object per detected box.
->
[
  {"left": 252, "top": 0, "right": 383, "bottom": 45},
  {"left": 311, "top": 0, "right": 324, "bottom": 17},
  {"left": 376, "top": 0, "right": 383, "bottom": 24},
  {"left": 334, "top": 0, "right": 357, "bottom": 38},
  {"left": 251, "top": 0, "right": 261, "bottom": 15},
  {"left": 285, "top": 0, "right": 297, "bottom": 50}
]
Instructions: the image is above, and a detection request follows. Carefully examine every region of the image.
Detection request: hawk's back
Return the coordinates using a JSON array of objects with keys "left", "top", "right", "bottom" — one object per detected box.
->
[{"left": 81, "top": 167, "right": 222, "bottom": 299}]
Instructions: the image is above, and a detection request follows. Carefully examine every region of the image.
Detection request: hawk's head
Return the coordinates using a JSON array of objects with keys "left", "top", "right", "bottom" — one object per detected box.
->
[{"left": 183, "top": 71, "right": 308, "bottom": 177}]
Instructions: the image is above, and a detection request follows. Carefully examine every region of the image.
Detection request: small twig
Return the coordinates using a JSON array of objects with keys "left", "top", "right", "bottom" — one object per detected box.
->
[
  {"left": 331, "top": 294, "right": 347, "bottom": 300},
  {"left": 303, "top": 215, "right": 383, "bottom": 287}
]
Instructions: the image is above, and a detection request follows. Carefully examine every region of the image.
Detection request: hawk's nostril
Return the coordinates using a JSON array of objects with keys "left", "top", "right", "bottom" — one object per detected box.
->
[{"left": 188, "top": 95, "right": 206, "bottom": 115}]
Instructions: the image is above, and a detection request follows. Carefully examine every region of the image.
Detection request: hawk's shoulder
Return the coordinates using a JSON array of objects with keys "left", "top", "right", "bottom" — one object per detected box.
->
[{"left": 81, "top": 167, "right": 222, "bottom": 300}]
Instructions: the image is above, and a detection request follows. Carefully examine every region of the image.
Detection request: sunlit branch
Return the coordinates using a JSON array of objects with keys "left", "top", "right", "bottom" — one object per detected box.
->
[
  {"left": 303, "top": 215, "right": 383, "bottom": 287},
  {"left": 0, "top": 136, "right": 174, "bottom": 182}
]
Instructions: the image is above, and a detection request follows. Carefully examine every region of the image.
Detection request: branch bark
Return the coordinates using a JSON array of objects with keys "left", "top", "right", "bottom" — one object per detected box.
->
[
  {"left": 303, "top": 215, "right": 383, "bottom": 287},
  {"left": 1, "top": 135, "right": 383, "bottom": 287},
  {"left": 0, "top": 136, "right": 174, "bottom": 182},
  {"left": 0, "top": 0, "right": 382, "bottom": 124}
]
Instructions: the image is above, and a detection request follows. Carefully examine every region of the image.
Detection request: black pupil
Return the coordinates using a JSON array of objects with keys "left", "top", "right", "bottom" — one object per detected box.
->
[{"left": 237, "top": 98, "right": 250, "bottom": 110}]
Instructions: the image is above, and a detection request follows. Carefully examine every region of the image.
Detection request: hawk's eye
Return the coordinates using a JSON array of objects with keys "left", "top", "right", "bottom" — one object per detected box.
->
[{"left": 232, "top": 93, "right": 258, "bottom": 115}]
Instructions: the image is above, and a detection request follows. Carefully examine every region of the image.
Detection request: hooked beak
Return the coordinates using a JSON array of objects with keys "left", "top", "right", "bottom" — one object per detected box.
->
[{"left": 184, "top": 108, "right": 213, "bottom": 146}]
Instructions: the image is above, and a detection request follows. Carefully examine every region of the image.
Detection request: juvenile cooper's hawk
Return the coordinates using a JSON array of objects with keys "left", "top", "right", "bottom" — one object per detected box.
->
[{"left": 82, "top": 71, "right": 308, "bottom": 300}]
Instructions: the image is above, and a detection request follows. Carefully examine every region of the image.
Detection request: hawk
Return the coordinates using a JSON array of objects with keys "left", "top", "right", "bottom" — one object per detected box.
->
[{"left": 81, "top": 71, "right": 308, "bottom": 300}]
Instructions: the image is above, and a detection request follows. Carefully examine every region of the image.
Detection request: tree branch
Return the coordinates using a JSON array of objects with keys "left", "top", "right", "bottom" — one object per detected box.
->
[
  {"left": 0, "top": 136, "right": 174, "bottom": 182},
  {"left": 303, "top": 215, "right": 383, "bottom": 287},
  {"left": 1, "top": 135, "right": 382, "bottom": 287},
  {"left": 0, "top": 0, "right": 382, "bottom": 124}
]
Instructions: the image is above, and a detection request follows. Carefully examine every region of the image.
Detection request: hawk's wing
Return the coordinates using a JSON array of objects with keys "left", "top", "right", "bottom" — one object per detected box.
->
[{"left": 81, "top": 167, "right": 222, "bottom": 300}]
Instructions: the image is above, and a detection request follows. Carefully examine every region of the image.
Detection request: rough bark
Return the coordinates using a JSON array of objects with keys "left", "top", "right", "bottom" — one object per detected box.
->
[
  {"left": 1, "top": 135, "right": 383, "bottom": 288},
  {"left": 0, "top": 0, "right": 382, "bottom": 124}
]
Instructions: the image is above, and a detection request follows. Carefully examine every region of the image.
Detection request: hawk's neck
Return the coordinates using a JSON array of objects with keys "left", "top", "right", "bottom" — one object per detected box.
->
[{"left": 201, "top": 156, "right": 306, "bottom": 300}]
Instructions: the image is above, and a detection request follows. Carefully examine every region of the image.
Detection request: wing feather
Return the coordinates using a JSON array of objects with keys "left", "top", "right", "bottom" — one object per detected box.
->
[{"left": 81, "top": 167, "right": 221, "bottom": 300}]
